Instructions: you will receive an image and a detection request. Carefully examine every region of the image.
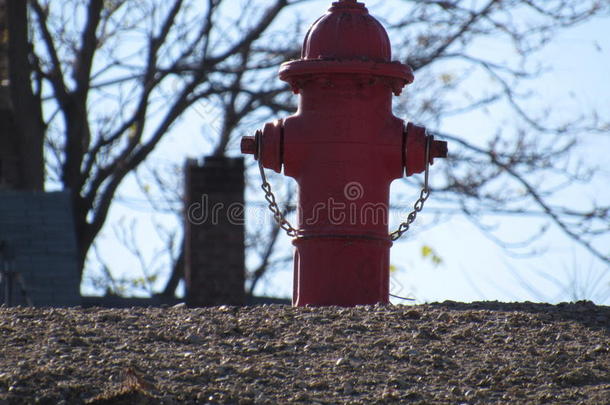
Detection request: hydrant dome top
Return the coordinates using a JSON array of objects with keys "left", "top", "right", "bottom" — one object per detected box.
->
[
  {"left": 279, "top": 0, "right": 414, "bottom": 91},
  {"left": 302, "top": 0, "right": 391, "bottom": 62}
]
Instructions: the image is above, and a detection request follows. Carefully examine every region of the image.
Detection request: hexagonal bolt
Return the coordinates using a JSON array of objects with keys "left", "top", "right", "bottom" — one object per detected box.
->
[
  {"left": 241, "top": 136, "right": 257, "bottom": 155},
  {"left": 430, "top": 139, "right": 448, "bottom": 163}
]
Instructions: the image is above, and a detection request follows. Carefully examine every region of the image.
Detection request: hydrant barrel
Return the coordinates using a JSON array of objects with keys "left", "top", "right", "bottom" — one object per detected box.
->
[{"left": 242, "top": 0, "right": 447, "bottom": 306}]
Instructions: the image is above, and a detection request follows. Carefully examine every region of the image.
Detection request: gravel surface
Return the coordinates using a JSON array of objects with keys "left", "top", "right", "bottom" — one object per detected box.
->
[{"left": 0, "top": 301, "right": 608, "bottom": 404}]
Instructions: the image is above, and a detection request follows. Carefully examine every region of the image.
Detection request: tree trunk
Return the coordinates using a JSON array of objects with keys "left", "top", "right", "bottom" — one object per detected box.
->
[
  {"left": 6, "top": 0, "right": 45, "bottom": 190},
  {"left": 160, "top": 245, "right": 184, "bottom": 298}
]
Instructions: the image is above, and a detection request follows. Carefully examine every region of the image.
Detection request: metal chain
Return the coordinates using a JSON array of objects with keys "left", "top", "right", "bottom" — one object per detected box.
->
[
  {"left": 256, "top": 130, "right": 300, "bottom": 238},
  {"left": 389, "top": 135, "right": 431, "bottom": 241},
  {"left": 388, "top": 187, "right": 429, "bottom": 241},
  {"left": 256, "top": 133, "right": 432, "bottom": 241},
  {"left": 258, "top": 160, "right": 300, "bottom": 237}
]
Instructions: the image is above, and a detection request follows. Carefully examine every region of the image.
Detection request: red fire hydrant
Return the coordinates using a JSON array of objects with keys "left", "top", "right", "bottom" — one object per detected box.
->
[{"left": 242, "top": 0, "right": 447, "bottom": 306}]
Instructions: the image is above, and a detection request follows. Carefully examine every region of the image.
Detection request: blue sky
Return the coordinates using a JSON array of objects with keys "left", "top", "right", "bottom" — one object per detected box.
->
[
  {"left": 389, "top": 13, "right": 610, "bottom": 304},
  {"left": 85, "top": 1, "right": 610, "bottom": 304}
]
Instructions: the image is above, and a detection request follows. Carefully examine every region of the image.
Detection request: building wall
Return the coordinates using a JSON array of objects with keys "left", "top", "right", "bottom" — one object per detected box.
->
[
  {"left": 184, "top": 156, "right": 245, "bottom": 307},
  {"left": 0, "top": 191, "right": 80, "bottom": 306}
]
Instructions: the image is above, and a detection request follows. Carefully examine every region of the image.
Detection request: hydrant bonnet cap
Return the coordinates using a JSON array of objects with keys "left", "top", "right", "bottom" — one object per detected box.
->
[
  {"left": 303, "top": 0, "right": 390, "bottom": 62},
  {"left": 279, "top": 0, "right": 414, "bottom": 88}
]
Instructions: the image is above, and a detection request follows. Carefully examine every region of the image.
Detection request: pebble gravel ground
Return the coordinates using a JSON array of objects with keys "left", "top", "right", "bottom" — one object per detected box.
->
[{"left": 0, "top": 301, "right": 608, "bottom": 404}]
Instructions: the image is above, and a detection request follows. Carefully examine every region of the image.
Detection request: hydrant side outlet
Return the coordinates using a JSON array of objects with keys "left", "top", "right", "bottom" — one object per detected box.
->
[{"left": 242, "top": 0, "right": 447, "bottom": 306}]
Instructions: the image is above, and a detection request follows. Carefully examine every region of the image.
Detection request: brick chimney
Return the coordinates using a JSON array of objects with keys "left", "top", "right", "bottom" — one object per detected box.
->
[{"left": 184, "top": 156, "right": 245, "bottom": 306}]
